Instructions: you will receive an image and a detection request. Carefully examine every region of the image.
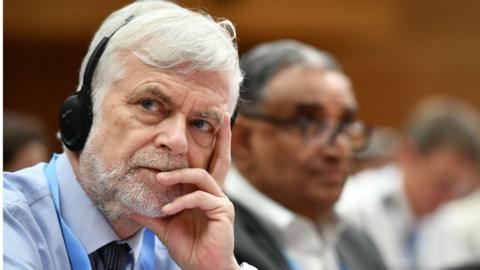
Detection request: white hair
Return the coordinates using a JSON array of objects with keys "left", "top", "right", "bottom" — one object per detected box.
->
[{"left": 78, "top": 0, "right": 242, "bottom": 116}]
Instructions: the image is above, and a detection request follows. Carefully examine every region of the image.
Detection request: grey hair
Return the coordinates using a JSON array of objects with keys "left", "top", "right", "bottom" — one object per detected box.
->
[
  {"left": 407, "top": 96, "right": 480, "bottom": 161},
  {"left": 77, "top": 0, "right": 242, "bottom": 116},
  {"left": 239, "top": 39, "right": 342, "bottom": 112}
]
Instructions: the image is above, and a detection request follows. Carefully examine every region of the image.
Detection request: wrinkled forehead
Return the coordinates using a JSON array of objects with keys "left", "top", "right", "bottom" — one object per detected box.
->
[
  {"left": 111, "top": 52, "right": 230, "bottom": 97},
  {"left": 100, "top": 50, "right": 234, "bottom": 107}
]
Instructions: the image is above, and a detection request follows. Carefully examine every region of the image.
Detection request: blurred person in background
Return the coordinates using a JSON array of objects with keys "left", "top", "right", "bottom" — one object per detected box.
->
[
  {"left": 4, "top": 111, "right": 50, "bottom": 171},
  {"left": 337, "top": 96, "right": 480, "bottom": 270},
  {"left": 225, "top": 40, "right": 386, "bottom": 270},
  {"left": 351, "top": 126, "right": 402, "bottom": 174}
]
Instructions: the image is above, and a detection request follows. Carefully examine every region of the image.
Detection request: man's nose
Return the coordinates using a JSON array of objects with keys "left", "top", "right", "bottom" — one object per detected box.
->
[{"left": 154, "top": 114, "right": 189, "bottom": 155}]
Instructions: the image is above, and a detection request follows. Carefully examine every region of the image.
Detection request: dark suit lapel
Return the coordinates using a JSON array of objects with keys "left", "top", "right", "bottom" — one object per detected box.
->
[
  {"left": 336, "top": 225, "right": 387, "bottom": 270},
  {"left": 232, "top": 199, "right": 292, "bottom": 270}
]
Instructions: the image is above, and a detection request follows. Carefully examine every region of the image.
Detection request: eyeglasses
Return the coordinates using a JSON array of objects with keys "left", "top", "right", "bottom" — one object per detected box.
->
[{"left": 241, "top": 111, "right": 371, "bottom": 151}]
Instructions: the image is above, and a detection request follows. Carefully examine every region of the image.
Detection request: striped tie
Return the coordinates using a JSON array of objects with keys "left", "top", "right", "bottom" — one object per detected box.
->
[{"left": 98, "top": 242, "right": 131, "bottom": 270}]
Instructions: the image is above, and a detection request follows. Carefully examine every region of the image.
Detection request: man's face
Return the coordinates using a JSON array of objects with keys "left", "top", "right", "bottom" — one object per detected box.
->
[
  {"left": 79, "top": 52, "right": 230, "bottom": 220},
  {"left": 239, "top": 66, "right": 357, "bottom": 215},
  {"left": 409, "top": 144, "right": 478, "bottom": 214}
]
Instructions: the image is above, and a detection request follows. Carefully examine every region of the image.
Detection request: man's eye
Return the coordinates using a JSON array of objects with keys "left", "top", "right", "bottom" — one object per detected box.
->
[
  {"left": 191, "top": 119, "right": 213, "bottom": 132},
  {"left": 140, "top": 98, "right": 160, "bottom": 112}
]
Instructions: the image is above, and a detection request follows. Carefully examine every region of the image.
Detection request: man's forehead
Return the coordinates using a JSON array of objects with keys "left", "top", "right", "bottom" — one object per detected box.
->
[
  {"left": 116, "top": 51, "right": 231, "bottom": 101},
  {"left": 262, "top": 67, "right": 356, "bottom": 108}
]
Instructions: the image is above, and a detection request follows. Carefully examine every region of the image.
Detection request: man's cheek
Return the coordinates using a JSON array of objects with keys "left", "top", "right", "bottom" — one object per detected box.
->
[{"left": 192, "top": 149, "right": 215, "bottom": 170}]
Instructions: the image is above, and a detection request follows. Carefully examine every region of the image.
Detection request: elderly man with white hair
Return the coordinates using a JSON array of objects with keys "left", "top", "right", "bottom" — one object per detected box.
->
[{"left": 3, "top": 1, "right": 256, "bottom": 269}]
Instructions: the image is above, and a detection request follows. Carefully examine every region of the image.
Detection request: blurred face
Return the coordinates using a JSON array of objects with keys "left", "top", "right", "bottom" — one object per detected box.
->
[
  {"left": 6, "top": 141, "right": 49, "bottom": 171},
  {"left": 79, "top": 52, "right": 230, "bottom": 220},
  {"left": 238, "top": 66, "right": 358, "bottom": 217},
  {"left": 406, "top": 144, "right": 478, "bottom": 215}
]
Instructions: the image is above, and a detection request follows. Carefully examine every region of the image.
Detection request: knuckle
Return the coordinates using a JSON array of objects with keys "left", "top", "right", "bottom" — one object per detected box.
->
[
  {"left": 200, "top": 169, "right": 211, "bottom": 180},
  {"left": 194, "top": 190, "right": 206, "bottom": 200}
]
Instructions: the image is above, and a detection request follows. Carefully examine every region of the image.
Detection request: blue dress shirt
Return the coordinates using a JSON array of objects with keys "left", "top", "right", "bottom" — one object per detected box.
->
[{"left": 4, "top": 153, "right": 256, "bottom": 270}]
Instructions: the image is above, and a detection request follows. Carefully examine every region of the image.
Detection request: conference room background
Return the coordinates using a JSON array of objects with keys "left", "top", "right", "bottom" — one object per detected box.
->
[{"left": 5, "top": 0, "right": 480, "bottom": 151}]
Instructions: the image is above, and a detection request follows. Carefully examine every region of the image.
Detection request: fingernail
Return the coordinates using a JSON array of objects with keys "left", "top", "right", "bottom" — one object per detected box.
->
[
  {"left": 156, "top": 173, "right": 168, "bottom": 180},
  {"left": 162, "top": 203, "right": 172, "bottom": 212}
]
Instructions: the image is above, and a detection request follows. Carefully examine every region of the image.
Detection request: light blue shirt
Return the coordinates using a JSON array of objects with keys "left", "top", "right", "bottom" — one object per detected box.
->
[{"left": 4, "top": 153, "right": 256, "bottom": 270}]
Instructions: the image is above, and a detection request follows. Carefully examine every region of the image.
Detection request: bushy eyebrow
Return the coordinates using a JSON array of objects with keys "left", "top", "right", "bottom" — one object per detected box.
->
[
  {"left": 128, "top": 85, "right": 173, "bottom": 105},
  {"left": 293, "top": 103, "right": 357, "bottom": 121},
  {"left": 145, "top": 85, "right": 173, "bottom": 105},
  {"left": 295, "top": 104, "right": 325, "bottom": 117}
]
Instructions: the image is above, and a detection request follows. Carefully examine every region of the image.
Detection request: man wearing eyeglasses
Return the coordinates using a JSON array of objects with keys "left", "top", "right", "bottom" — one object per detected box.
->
[{"left": 224, "top": 40, "right": 386, "bottom": 270}]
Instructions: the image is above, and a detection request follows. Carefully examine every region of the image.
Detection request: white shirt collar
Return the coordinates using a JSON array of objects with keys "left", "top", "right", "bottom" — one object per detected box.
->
[
  {"left": 120, "top": 229, "right": 144, "bottom": 263},
  {"left": 56, "top": 153, "right": 143, "bottom": 262},
  {"left": 225, "top": 166, "right": 295, "bottom": 234},
  {"left": 225, "top": 166, "right": 343, "bottom": 239}
]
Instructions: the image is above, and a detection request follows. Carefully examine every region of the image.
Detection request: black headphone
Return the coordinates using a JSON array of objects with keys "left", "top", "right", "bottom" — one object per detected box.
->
[{"left": 59, "top": 16, "right": 135, "bottom": 151}]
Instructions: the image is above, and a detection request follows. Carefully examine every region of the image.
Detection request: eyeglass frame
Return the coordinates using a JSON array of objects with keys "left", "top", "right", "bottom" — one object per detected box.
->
[{"left": 240, "top": 111, "right": 371, "bottom": 151}]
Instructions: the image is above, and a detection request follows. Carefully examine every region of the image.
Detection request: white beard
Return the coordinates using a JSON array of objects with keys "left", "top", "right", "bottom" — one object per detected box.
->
[{"left": 79, "top": 131, "right": 189, "bottom": 221}]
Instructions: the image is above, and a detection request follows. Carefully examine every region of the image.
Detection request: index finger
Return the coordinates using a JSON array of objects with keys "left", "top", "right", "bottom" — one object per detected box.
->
[{"left": 208, "top": 112, "right": 231, "bottom": 185}]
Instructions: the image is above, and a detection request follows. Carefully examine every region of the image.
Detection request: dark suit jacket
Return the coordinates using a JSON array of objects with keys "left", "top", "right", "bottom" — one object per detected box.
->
[
  {"left": 232, "top": 199, "right": 387, "bottom": 270},
  {"left": 446, "top": 264, "right": 480, "bottom": 270}
]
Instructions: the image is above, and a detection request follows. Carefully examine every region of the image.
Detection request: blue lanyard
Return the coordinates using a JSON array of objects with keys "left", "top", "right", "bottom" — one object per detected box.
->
[
  {"left": 339, "top": 259, "right": 350, "bottom": 270},
  {"left": 45, "top": 154, "right": 156, "bottom": 270},
  {"left": 404, "top": 227, "right": 418, "bottom": 269},
  {"left": 282, "top": 251, "right": 302, "bottom": 270}
]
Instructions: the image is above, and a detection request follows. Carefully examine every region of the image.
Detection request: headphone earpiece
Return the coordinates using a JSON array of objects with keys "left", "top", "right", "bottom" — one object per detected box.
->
[
  {"left": 58, "top": 15, "right": 134, "bottom": 152},
  {"left": 59, "top": 91, "right": 93, "bottom": 151}
]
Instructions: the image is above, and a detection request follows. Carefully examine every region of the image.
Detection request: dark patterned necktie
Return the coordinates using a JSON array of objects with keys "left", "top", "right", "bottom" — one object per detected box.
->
[{"left": 98, "top": 242, "right": 131, "bottom": 270}]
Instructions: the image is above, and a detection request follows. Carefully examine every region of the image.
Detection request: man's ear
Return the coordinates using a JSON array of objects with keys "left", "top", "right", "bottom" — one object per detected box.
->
[{"left": 231, "top": 116, "right": 254, "bottom": 160}]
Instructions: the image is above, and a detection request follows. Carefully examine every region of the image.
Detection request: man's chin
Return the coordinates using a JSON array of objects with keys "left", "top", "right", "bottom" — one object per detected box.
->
[
  {"left": 117, "top": 188, "right": 178, "bottom": 217},
  {"left": 307, "top": 188, "right": 343, "bottom": 207},
  {"left": 125, "top": 203, "right": 171, "bottom": 218},
  {"left": 118, "top": 182, "right": 197, "bottom": 219}
]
